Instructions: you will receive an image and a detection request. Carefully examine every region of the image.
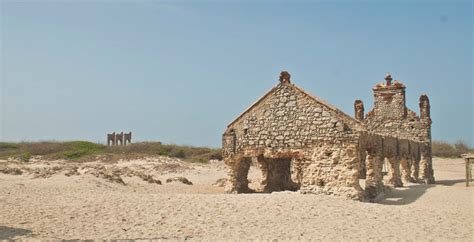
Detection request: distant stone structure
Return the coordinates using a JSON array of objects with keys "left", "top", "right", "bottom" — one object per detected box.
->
[
  {"left": 107, "top": 132, "right": 132, "bottom": 146},
  {"left": 222, "top": 71, "right": 433, "bottom": 201},
  {"left": 107, "top": 132, "right": 116, "bottom": 146},
  {"left": 116, "top": 132, "right": 124, "bottom": 145},
  {"left": 124, "top": 132, "right": 132, "bottom": 145}
]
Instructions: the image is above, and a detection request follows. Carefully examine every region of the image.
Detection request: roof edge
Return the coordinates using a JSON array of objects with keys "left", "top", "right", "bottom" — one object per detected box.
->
[
  {"left": 226, "top": 82, "right": 364, "bottom": 129},
  {"left": 226, "top": 84, "right": 280, "bottom": 128}
]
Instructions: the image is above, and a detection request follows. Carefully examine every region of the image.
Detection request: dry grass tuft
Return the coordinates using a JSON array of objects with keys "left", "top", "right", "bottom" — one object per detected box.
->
[{"left": 432, "top": 140, "right": 473, "bottom": 158}]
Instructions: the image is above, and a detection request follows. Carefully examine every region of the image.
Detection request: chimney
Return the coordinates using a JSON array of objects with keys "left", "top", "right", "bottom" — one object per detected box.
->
[{"left": 354, "top": 100, "right": 365, "bottom": 121}]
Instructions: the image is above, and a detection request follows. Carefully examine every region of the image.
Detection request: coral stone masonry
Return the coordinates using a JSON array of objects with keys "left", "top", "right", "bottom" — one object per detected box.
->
[{"left": 222, "top": 71, "right": 434, "bottom": 201}]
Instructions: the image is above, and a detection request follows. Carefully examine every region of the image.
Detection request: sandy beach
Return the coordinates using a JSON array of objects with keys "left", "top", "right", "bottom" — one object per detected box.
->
[{"left": 0, "top": 157, "right": 472, "bottom": 240}]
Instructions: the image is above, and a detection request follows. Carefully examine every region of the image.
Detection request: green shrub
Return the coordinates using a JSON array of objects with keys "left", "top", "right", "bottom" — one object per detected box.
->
[
  {"left": 170, "top": 148, "right": 186, "bottom": 158},
  {"left": 51, "top": 141, "right": 105, "bottom": 160},
  {"left": 20, "top": 152, "right": 31, "bottom": 162}
]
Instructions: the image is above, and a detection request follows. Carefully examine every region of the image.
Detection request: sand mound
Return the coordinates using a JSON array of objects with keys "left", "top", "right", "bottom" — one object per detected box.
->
[{"left": 0, "top": 155, "right": 189, "bottom": 185}]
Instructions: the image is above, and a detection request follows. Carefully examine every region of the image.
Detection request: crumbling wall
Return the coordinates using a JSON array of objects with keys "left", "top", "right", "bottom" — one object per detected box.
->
[{"left": 299, "top": 142, "right": 363, "bottom": 200}]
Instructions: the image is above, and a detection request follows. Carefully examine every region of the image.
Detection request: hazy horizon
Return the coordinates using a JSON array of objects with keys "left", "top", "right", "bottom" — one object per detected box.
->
[{"left": 1, "top": 0, "right": 472, "bottom": 147}]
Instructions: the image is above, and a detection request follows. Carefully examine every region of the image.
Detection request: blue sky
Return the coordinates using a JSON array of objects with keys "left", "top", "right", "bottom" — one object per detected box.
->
[{"left": 1, "top": 0, "right": 472, "bottom": 147}]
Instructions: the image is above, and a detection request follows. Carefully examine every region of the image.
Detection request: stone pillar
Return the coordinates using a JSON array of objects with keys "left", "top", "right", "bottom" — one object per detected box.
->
[
  {"left": 411, "top": 155, "right": 420, "bottom": 183},
  {"left": 256, "top": 155, "right": 269, "bottom": 191},
  {"left": 224, "top": 157, "right": 252, "bottom": 193},
  {"left": 419, "top": 95, "right": 435, "bottom": 184},
  {"left": 419, "top": 151, "right": 429, "bottom": 183},
  {"left": 400, "top": 157, "right": 415, "bottom": 183},
  {"left": 365, "top": 152, "right": 384, "bottom": 200},
  {"left": 359, "top": 149, "right": 367, "bottom": 179},
  {"left": 290, "top": 158, "right": 305, "bottom": 188},
  {"left": 386, "top": 156, "right": 403, "bottom": 187},
  {"left": 419, "top": 147, "right": 435, "bottom": 184}
]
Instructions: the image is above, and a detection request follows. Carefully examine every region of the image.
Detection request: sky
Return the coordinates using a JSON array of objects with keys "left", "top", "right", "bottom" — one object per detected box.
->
[{"left": 1, "top": 0, "right": 472, "bottom": 147}]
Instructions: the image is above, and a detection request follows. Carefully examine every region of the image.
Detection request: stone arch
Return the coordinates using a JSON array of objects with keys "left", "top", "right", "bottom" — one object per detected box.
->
[{"left": 256, "top": 155, "right": 300, "bottom": 192}]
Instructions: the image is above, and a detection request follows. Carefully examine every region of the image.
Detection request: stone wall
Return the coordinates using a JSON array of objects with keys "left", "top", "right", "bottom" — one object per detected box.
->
[
  {"left": 299, "top": 142, "right": 363, "bottom": 200},
  {"left": 225, "top": 82, "right": 362, "bottom": 154}
]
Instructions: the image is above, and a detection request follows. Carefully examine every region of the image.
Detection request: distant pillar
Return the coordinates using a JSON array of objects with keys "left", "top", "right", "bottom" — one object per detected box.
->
[
  {"left": 419, "top": 94, "right": 431, "bottom": 121},
  {"left": 419, "top": 94, "right": 434, "bottom": 184}
]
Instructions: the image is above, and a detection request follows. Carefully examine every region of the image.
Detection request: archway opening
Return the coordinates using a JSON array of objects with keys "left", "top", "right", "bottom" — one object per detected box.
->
[{"left": 254, "top": 156, "right": 300, "bottom": 193}]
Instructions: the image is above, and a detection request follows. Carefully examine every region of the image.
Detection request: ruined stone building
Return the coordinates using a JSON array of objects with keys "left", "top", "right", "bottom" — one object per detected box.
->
[{"left": 222, "top": 71, "right": 434, "bottom": 201}]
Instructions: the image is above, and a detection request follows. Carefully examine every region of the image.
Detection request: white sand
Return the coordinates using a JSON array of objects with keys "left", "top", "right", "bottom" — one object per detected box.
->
[{"left": 0, "top": 158, "right": 472, "bottom": 240}]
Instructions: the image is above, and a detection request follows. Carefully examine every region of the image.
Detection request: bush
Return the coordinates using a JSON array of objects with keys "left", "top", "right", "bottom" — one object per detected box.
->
[
  {"left": 0, "top": 142, "right": 20, "bottom": 151},
  {"left": 20, "top": 152, "right": 31, "bottom": 162},
  {"left": 52, "top": 141, "right": 105, "bottom": 160},
  {"left": 454, "top": 140, "right": 470, "bottom": 154},
  {"left": 170, "top": 149, "right": 186, "bottom": 158},
  {"left": 432, "top": 140, "right": 473, "bottom": 157}
]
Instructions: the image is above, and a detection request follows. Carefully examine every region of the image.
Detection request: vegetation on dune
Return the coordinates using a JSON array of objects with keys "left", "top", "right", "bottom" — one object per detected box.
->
[
  {"left": 0, "top": 141, "right": 105, "bottom": 161},
  {"left": 432, "top": 140, "right": 473, "bottom": 158},
  {"left": 105, "top": 142, "right": 222, "bottom": 163},
  {"left": 1, "top": 139, "right": 470, "bottom": 161},
  {"left": 0, "top": 141, "right": 222, "bottom": 162}
]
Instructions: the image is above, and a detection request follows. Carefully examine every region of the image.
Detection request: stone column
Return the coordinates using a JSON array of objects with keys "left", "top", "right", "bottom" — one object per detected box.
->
[
  {"left": 290, "top": 158, "right": 304, "bottom": 189},
  {"left": 256, "top": 155, "right": 269, "bottom": 191},
  {"left": 400, "top": 157, "right": 415, "bottom": 183},
  {"left": 224, "top": 157, "right": 252, "bottom": 193},
  {"left": 386, "top": 156, "right": 403, "bottom": 187},
  {"left": 419, "top": 148, "right": 435, "bottom": 184},
  {"left": 365, "top": 152, "right": 384, "bottom": 200},
  {"left": 359, "top": 150, "right": 367, "bottom": 179},
  {"left": 411, "top": 155, "right": 420, "bottom": 183}
]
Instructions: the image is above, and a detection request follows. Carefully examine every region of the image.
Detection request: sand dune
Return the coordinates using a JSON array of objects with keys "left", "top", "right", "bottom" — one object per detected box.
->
[{"left": 0, "top": 157, "right": 472, "bottom": 240}]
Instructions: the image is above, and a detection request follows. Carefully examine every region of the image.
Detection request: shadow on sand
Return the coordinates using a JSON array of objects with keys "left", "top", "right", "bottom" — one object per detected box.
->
[
  {"left": 0, "top": 225, "right": 32, "bottom": 240},
  {"left": 378, "top": 183, "right": 435, "bottom": 205},
  {"left": 435, "top": 179, "right": 467, "bottom": 186},
  {"left": 378, "top": 178, "right": 468, "bottom": 205}
]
